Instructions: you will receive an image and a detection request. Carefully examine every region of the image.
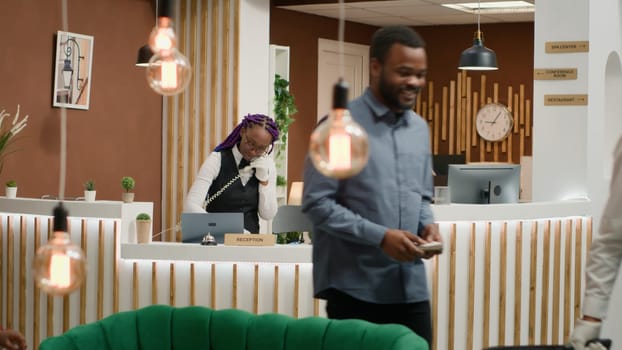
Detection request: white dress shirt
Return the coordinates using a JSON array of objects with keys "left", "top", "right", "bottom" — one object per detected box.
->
[{"left": 183, "top": 145, "right": 278, "bottom": 221}]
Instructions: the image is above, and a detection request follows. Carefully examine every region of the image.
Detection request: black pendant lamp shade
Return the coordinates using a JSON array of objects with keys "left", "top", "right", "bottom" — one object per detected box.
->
[
  {"left": 135, "top": 44, "right": 153, "bottom": 67},
  {"left": 459, "top": 30, "right": 498, "bottom": 70}
]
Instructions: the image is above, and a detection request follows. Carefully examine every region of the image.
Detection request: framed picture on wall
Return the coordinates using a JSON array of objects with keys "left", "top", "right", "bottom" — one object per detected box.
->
[{"left": 52, "top": 31, "right": 94, "bottom": 110}]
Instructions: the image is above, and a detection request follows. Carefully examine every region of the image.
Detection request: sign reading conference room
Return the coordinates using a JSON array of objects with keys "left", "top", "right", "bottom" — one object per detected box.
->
[{"left": 534, "top": 68, "right": 578, "bottom": 80}]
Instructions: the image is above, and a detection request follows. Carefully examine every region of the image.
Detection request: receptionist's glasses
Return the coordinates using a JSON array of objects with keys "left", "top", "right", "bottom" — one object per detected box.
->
[{"left": 242, "top": 135, "right": 272, "bottom": 155}]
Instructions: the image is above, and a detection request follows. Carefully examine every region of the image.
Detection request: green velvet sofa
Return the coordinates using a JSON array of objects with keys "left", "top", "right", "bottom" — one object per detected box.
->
[{"left": 38, "top": 304, "right": 428, "bottom": 350}]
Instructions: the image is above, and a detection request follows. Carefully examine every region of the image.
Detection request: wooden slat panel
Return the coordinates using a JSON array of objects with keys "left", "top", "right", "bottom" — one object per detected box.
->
[
  {"left": 552, "top": 220, "right": 562, "bottom": 344},
  {"left": 449, "top": 80, "right": 456, "bottom": 151},
  {"left": 190, "top": 263, "right": 196, "bottom": 306},
  {"left": 232, "top": 264, "right": 237, "bottom": 308},
  {"left": 33, "top": 218, "right": 41, "bottom": 350},
  {"left": 233, "top": 0, "right": 240, "bottom": 126},
  {"left": 483, "top": 222, "right": 492, "bottom": 349},
  {"left": 46, "top": 218, "right": 53, "bottom": 337},
  {"left": 80, "top": 220, "right": 87, "bottom": 324},
  {"left": 442, "top": 86, "right": 448, "bottom": 141},
  {"left": 170, "top": 263, "right": 176, "bottom": 306},
  {"left": 7, "top": 216, "right": 13, "bottom": 329},
  {"left": 448, "top": 223, "right": 457, "bottom": 350},
  {"left": 513, "top": 221, "right": 523, "bottom": 344},
  {"left": 133, "top": 263, "right": 139, "bottom": 309},
  {"left": 113, "top": 223, "right": 119, "bottom": 312},
  {"left": 210, "top": 263, "right": 216, "bottom": 308},
  {"left": 253, "top": 264, "right": 259, "bottom": 314},
  {"left": 528, "top": 221, "right": 538, "bottom": 345},
  {"left": 209, "top": 0, "right": 220, "bottom": 150},
  {"left": 19, "top": 217, "right": 26, "bottom": 334},
  {"left": 273, "top": 265, "right": 279, "bottom": 313},
  {"left": 541, "top": 220, "right": 551, "bottom": 344},
  {"left": 199, "top": 0, "right": 209, "bottom": 162},
  {"left": 574, "top": 218, "right": 583, "bottom": 322},
  {"left": 432, "top": 254, "right": 439, "bottom": 350},
  {"left": 467, "top": 223, "right": 476, "bottom": 350},
  {"left": 97, "top": 221, "right": 104, "bottom": 319},
  {"left": 294, "top": 264, "right": 300, "bottom": 318},
  {"left": 563, "top": 219, "right": 573, "bottom": 343},
  {"left": 498, "top": 222, "right": 507, "bottom": 345},
  {"left": 152, "top": 261, "right": 158, "bottom": 304}
]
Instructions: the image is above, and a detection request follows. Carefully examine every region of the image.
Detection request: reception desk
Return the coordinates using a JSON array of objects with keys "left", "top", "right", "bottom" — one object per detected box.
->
[{"left": 0, "top": 198, "right": 592, "bottom": 350}]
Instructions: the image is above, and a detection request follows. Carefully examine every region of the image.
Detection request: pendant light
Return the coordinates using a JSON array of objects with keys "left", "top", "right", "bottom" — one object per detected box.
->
[
  {"left": 32, "top": 0, "right": 87, "bottom": 296},
  {"left": 308, "top": 0, "right": 369, "bottom": 179},
  {"left": 136, "top": 44, "right": 153, "bottom": 67},
  {"left": 458, "top": 0, "right": 498, "bottom": 70},
  {"left": 144, "top": 0, "right": 192, "bottom": 95}
]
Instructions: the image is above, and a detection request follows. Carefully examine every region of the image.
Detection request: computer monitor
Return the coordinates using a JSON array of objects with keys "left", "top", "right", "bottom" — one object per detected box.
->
[
  {"left": 433, "top": 154, "right": 466, "bottom": 186},
  {"left": 447, "top": 163, "right": 521, "bottom": 204},
  {"left": 180, "top": 212, "right": 245, "bottom": 243}
]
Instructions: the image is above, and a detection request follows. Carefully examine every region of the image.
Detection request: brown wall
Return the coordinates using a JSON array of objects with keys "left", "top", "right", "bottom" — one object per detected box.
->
[
  {"left": 270, "top": 7, "right": 534, "bottom": 185},
  {"left": 0, "top": 0, "right": 163, "bottom": 230}
]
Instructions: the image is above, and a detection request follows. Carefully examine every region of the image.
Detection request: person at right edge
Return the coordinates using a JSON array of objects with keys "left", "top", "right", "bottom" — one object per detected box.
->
[
  {"left": 301, "top": 25, "right": 442, "bottom": 347},
  {"left": 568, "top": 136, "right": 622, "bottom": 350}
]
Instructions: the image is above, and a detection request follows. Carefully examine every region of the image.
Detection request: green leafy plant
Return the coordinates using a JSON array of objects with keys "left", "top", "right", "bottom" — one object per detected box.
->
[
  {"left": 0, "top": 105, "right": 28, "bottom": 175},
  {"left": 121, "top": 176, "right": 135, "bottom": 192},
  {"left": 136, "top": 213, "right": 151, "bottom": 221},
  {"left": 276, "top": 175, "right": 287, "bottom": 187},
  {"left": 276, "top": 231, "right": 303, "bottom": 244},
  {"left": 5, "top": 179, "right": 16, "bottom": 187},
  {"left": 273, "top": 74, "right": 297, "bottom": 157},
  {"left": 84, "top": 180, "right": 95, "bottom": 191}
]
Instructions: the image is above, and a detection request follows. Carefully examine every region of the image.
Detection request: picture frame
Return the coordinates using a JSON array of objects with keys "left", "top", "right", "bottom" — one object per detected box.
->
[{"left": 52, "top": 31, "right": 94, "bottom": 110}]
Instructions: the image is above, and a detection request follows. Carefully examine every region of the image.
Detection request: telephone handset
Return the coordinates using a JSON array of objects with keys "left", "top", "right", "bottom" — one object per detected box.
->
[{"left": 202, "top": 163, "right": 256, "bottom": 208}]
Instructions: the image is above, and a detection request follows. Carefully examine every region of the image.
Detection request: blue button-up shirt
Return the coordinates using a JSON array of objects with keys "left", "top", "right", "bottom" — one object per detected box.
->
[{"left": 302, "top": 88, "right": 435, "bottom": 304}]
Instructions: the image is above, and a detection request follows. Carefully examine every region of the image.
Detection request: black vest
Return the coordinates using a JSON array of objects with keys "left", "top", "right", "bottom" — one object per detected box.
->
[{"left": 205, "top": 149, "right": 260, "bottom": 233}]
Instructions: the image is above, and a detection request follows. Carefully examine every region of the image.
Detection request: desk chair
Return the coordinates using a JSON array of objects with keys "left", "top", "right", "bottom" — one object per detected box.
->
[{"left": 271, "top": 205, "right": 313, "bottom": 233}]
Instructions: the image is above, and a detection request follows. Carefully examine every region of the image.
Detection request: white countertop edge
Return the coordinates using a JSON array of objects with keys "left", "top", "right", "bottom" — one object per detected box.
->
[
  {"left": 432, "top": 198, "right": 591, "bottom": 221},
  {"left": 121, "top": 242, "right": 313, "bottom": 263},
  {"left": 0, "top": 198, "right": 152, "bottom": 219}
]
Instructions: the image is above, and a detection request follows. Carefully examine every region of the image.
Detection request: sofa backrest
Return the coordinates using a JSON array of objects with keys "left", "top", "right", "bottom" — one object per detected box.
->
[{"left": 39, "top": 304, "right": 428, "bottom": 350}]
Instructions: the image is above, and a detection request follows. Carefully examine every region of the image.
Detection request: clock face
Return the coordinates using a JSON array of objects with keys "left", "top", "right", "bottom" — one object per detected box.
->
[{"left": 475, "top": 103, "right": 514, "bottom": 142}]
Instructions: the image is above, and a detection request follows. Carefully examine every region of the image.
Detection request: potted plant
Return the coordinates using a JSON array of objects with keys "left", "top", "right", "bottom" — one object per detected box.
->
[
  {"left": 121, "top": 176, "right": 135, "bottom": 203},
  {"left": 273, "top": 74, "right": 297, "bottom": 161},
  {"left": 135, "top": 212, "right": 152, "bottom": 243},
  {"left": 276, "top": 175, "right": 287, "bottom": 197},
  {"left": 83, "top": 180, "right": 96, "bottom": 202},
  {"left": 5, "top": 179, "right": 17, "bottom": 198}
]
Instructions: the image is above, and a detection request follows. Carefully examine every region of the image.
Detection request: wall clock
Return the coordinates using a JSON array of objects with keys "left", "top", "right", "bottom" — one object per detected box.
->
[{"left": 475, "top": 103, "right": 514, "bottom": 142}]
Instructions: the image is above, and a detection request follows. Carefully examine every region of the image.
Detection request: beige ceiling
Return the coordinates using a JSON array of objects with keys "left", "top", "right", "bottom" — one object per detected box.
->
[{"left": 276, "top": 0, "right": 535, "bottom": 26}]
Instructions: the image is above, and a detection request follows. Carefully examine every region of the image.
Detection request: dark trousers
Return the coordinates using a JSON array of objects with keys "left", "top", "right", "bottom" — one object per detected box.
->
[{"left": 325, "top": 289, "right": 432, "bottom": 347}]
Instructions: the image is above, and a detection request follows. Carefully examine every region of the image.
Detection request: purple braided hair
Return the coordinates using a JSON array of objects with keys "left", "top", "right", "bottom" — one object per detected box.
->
[{"left": 214, "top": 113, "right": 280, "bottom": 153}]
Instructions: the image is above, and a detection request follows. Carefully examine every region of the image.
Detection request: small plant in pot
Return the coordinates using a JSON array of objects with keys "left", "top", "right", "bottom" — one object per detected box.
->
[
  {"left": 121, "top": 176, "right": 135, "bottom": 203},
  {"left": 135, "top": 213, "right": 152, "bottom": 244},
  {"left": 83, "top": 180, "right": 96, "bottom": 202},
  {"left": 5, "top": 179, "right": 17, "bottom": 199}
]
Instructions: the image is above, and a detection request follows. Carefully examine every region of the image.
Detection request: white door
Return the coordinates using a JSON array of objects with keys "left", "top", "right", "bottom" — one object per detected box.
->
[{"left": 317, "top": 38, "right": 369, "bottom": 122}]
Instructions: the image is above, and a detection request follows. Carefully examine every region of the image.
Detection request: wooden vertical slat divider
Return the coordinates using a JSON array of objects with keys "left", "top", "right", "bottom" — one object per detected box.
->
[
  {"left": 186, "top": 0, "right": 197, "bottom": 190},
  {"left": 209, "top": 0, "right": 220, "bottom": 153},
  {"left": 442, "top": 86, "right": 448, "bottom": 140},
  {"left": 7, "top": 216, "right": 13, "bottom": 329},
  {"left": 222, "top": 0, "right": 231, "bottom": 137},
  {"left": 541, "top": 220, "right": 551, "bottom": 344},
  {"left": 422, "top": 102, "right": 428, "bottom": 121},
  {"left": 133, "top": 263, "right": 139, "bottom": 309},
  {"left": 152, "top": 262, "right": 158, "bottom": 304},
  {"left": 452, "top": 73, "right": 461, "bottom": 154},
  {"left": 33, "top": 218, "right": 41, "bottom": 349},
  {"left": 480, "top": 75, "right": 487, "bottom": 105},
  {"left": 97, "top": 221, "right": 104, "bottom": 320},
  {"left": 231, "top": 264, "right": 237, "bottom": 308},
  {"left": 449, "top": 80, "right": 456, "bottom": 151},
  {"left": 519, "top": 84, "right": 525, "bottom": 126},
  {"left": 552, "top": 220, "right": 562, "bottom": 344},
  {"left": 210, "top": 263, "right": 216, "bottom": 308},
  {"left": 525, "top": 100, "right": 531, "bottom": 137},
  {"left": 190, "top": 263, "right": 196, "bottom": 305},
  {"left": 273, "top": 265, "right": 279, "bottom": 313},
  {"left": 314, "top": 299, "right": 319, "bottom": 317},
  {"left": 520, "top": 129, "right": 525, "bottom": 163},
  {"left": 513, "top": 221, "right": 523, "bottom": 345},
  {"left": 428, "top": 82, "right": 435, "bottom": 121},
  {"left": 513, "top": 94, "right": 520, "bottom": 134},
  {"left": 563, "top": 220, "right": 573, "bottom": 343},
  {"left": 466, "top": 77, "right": 477, "bottom": 152},
  {"left": 507, "top": 126, "right": 514, "bottom": 163},
  {"left": 113, "top": 223, "right": 119, "bottom": 312},
  {"left": 586, "top": 217, "right": 593, "bottom": 254},
  {"left": 19, "top": 217, "right": 26, "bottom": 334},
  {"left": 507, "top": 86, "right": 514, "bottom": 127},
  {"left": 233, "top": 0, "right": 240, "bottom": 125},
  {"left": 528, "top": 221, "right": 538, "bottom": 344},
  {"left": 468, "top": 92, "right": 476, "bottom": 157},
  {"left": 170, "top": 263, "right": 176, "bottom": 306},
  {"left": 498, "top": 222, "right": 508, "bottom": 345},
  {"left": 448, "top": 224, "right": 457, "bottom": 350},
  {"left": 574, "top": 219, "right": 583, "bottom": 321},
  {"left": 483, "top": 222, "right": 492, "bottom": 349},
  {"left": 467, "top": 222, "right": 476, "bottom": 350},
  {"left": 253, "top": 264, "right": 259, "bottom": 314},
  {"left": 294, "top": 264, "right": 300, "bottom": 318},
  {"left": 198, "top": 0, "right": 209, "bottom": 162},
  {"left": 434, "top": 103, "right": 440, "bottom": 154}
]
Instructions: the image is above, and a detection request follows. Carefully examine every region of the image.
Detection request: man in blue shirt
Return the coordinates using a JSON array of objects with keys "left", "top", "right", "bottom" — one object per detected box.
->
[{"left": 302, "top": 26, "right": 442, "bottom": 347}]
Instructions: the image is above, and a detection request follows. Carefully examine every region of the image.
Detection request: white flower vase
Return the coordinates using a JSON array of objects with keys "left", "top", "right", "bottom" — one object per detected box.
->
[
  {"left": 122, "top": 192, "right": 135, "bottom": 203},
  {"left": 84, "top": 190, "right": 96, "bottom": 202},
  {"left": 5, "top": 186, "right": 17, "bottom": 199},
  {"left": 136, "top": 220, "right": 152, "bottom": 244}
]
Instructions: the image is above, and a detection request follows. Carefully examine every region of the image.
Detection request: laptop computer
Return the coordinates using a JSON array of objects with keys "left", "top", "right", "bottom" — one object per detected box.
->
[{"left": 180, "top": 212, "right": 245, "bottom": 244}]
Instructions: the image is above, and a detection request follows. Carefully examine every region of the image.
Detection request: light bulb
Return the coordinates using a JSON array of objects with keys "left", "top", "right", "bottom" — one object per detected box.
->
[
  {"left": 32, "top": 203, "right": 86, "bottom": 296},
  {"left": 309, "top": 80, "right": 369, "bottom": 179},
  {"left": 146, "top": 49, "right": 192, "bottom": 96},
  {"left": 148, "top": 17, "right": 177, "bottom": 53}
]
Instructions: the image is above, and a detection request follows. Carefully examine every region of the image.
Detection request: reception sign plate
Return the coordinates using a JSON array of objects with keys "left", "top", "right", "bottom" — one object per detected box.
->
[{"left": 224, "top": 233, "right": 276, "bottom": 246}]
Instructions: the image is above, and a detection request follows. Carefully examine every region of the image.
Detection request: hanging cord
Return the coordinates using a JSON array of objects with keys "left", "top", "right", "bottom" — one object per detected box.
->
[
  {"left": 203, "top": 174, "right": 241, "bottom": 208},
  {"left": 58, "top": 0, "right": 69, "bottom": 200},
  {"left": 338, "top": 0, "right": 345, "bottom": 79}
]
